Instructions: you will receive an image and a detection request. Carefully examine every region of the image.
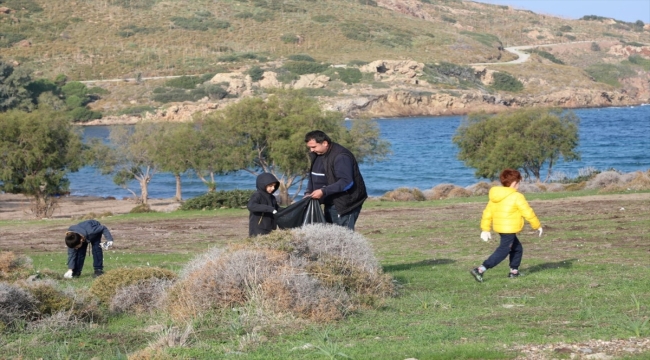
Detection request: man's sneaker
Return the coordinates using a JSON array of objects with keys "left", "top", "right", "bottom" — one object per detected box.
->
[
  {"left": 470, "top": 268, "right": 484, "bottom": 283},
  {"left": 93, "top": 270, "right": 104, "bottom": 278},
  {"left": 508, "top": 271, "right": 521, "bottom": 278}
]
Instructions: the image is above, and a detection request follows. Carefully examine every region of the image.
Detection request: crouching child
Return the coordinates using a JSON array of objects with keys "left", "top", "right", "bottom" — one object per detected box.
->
[{"left": 64, "top": 219, "right": 114, "bottom": 278}]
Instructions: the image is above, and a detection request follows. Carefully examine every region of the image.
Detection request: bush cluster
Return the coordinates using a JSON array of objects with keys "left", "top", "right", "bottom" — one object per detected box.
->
[
  {"left": 167, "top": 224, "right": 395, "bottom": 322},
  {"left": 380, "top": 170, "right": 650, "bottom": 201},
  {"left": 282, "top": 61, "right": 330, "bottom": 75},
  {"left": 423, "top": 62, "right": 481, "bottom": 87},
  {"left": 180, "top": 190, "right": 255, "bottom": 210}
]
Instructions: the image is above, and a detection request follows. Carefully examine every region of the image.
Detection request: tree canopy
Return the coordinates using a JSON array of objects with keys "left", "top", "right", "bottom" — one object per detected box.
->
[
  {"left": 453, "top": 108, "right": 580, "bottom": 182},
  {"left": 88, "top": 122, "right": 165, "bottom": 205},
  {"left": 0, "top": 109, "right": 84, "bottom": 217}
]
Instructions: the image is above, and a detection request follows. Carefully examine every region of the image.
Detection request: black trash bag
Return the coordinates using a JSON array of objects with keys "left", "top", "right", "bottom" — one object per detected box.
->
[{"left": 275, "top": 197, "right": 326, "bottom": 229}]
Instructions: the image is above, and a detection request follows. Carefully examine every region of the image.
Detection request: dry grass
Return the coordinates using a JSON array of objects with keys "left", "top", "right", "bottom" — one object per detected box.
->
[
  {"left": 110, "top": 278, "right": 174, "bottom": 315},
  {"left": 0, "top": 282, "right": 38, "bottom": 330}
]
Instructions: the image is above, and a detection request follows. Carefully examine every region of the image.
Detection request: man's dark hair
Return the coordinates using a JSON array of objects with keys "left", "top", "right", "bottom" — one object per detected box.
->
[
  {"left": 304, "top": 130, "right": 332, "bottom": 144},
  {"left": 65, "top": 232, "right": 82, "bottom": 248}
]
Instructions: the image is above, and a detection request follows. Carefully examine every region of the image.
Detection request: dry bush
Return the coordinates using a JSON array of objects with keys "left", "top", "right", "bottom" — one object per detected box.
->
[
  {"left": 600, "top": 171, "right": 650, "bottom": 192},
  {"left": 564, "top": 181, "right": 587, "bottom": 191},
  {"left": 447, "top": 187, "right": 472, "bottom": 198},
  {"left": 380, "top": 187, "right": 425, "bottom": 201},
  {"left": 465, "top": 181, "right": 492, "bottom": 196},
  {"left": 545, "top": 183, "right": 566, "bottom": 192},
  {"left": 19, "top": 279, "right": 74, "bottom": 315},
  {"left": 110, "top": 278, "right": 174, "bottom": 315},
  {"left": 169, "top": 224, "right": 395, "bottom": 323},
  {"left": 260, "top": 272, "right": 350, "bottom": 322},
  {"left": 29, "top": 287, "right": 105, "bottom": 330},
  {"left": 0, "top": 282, "right": 39, "bottom": 330},
  {"left": 0, "top": 252, "right": 33, "bottom": 280},
  {"left": 428, "top": 184, "right": 457, "bottom": 200},
  {"left": 586, "top": 170, "right": 621, "bottom": 190},
  {"left": 167, "top": 248, "right": 287, "bottom": 321},
  {"left": 90, "top": 267, "right": 177, "bottom": 304},
  {"left": 129, "top": 324, "right": 193, "bottom": 360},
  {"left": 518, "top": 182, "right": 543, "bottom": 193}
]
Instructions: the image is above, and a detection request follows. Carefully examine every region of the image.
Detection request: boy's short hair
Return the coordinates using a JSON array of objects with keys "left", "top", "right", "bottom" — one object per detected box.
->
[
  {"left": 65, "top": 232, "right": 82, "bottom": 248},
  {"left": 304, "top": 130, "right": 331, "bottom": 144},
  {"left": 500, "top": 168, "right": 522, "bottom": 187}
]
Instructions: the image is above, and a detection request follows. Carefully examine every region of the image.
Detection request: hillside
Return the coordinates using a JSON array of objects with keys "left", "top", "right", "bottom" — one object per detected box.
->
[{"left": 2, "top": 0, "right": 650, "bottom": 120}]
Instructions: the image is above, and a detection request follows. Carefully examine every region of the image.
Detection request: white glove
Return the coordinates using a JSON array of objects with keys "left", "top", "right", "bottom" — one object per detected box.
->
[
  {"left": 537, "top": 227, "right": 543, "bottom": 237},
  {"left": 102, "top": 241, "right": 113, "bottom": 250},
  {"left": 272, "top": 210, "right": 277, "bottom": 214},
  {"left": 64, "top": 270, "right": 73, "bottom": 279},
  {"left": 480, "top": 231, "right": 492, "bottom": 242}
]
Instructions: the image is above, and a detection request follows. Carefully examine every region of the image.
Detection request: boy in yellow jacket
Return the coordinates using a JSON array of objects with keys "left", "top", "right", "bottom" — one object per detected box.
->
[{"left": 470, "top": 169, "right": 543, "bottom": 282}]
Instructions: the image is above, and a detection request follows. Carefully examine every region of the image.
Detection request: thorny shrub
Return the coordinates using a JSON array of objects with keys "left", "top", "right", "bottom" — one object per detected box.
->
[
  {"left": 0, "top": 282, "right": 38, "bottom": 331},
  {"left": 110, "top": 278, "right": 174, "bottom": 315},
  {"left": 586, "top": 170, "right": 621, "bottom": 190},
  {"left": 90, "top": 267, "right": 177, "bottom": 304},
  {"left": 381, "top": 187, "right": 425, "bottom": 201},
  {"left": 0, "top": 252, "right": 33, "bottom": 281},
  {"left": 19, "top": 279, "right": 73, "bottom": 315},
  {"left": 427, "top": 183, "right": 458, "bottom": 200},
  {"left": 168, "top": 224, "right": 395, "bottom": 322},
  {"left": 600, "top": 171, "right": 650, "bottom": 192}
]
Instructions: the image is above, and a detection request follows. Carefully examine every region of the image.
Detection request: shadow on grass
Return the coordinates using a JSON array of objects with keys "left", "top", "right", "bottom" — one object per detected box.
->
[
  {"left": 383, "top": 258, "right": 456, "bottom": 273},
  {"left": 524, "top": 258, "right": 577, "bottom": 274}
]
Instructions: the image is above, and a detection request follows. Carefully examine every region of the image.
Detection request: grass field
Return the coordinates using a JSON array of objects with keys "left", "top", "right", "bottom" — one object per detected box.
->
[{"left": 1, "top": 190, "right": 649, "bottom": 359}]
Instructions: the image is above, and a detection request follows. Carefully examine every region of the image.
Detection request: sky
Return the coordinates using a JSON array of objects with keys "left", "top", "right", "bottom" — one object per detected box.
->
[{"left": 474, "top": 0, "right": 650, "bottom": 24}]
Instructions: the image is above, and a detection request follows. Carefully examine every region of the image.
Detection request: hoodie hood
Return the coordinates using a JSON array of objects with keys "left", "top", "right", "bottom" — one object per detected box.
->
[
  {"left": 488, "top": 186, "right": 517, "bottom": 203},
  {"left": 256, "top": 173, "right": 279, "bottom": 193}
]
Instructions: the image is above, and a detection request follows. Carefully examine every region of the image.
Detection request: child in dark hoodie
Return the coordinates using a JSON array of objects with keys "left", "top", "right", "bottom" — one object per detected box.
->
[{"left": 247, "top": 173, "right": 281, "bottom": 237}]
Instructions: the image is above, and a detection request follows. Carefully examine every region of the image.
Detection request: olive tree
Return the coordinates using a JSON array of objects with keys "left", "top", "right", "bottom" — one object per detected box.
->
[
  {"left": 189, "top": 116, "right": 250, "bottom": 192},
  {"left": 0, "top": 109, "right": 84, "bottom": 217},
  {"left": 453, "top": 108, "right": 580, "bottom": 182},
  {"left": 203, "top": 90, "right": 390, "bottom": 204},
  {"left": 0, "top": 61, "right": 35, "bottom": 112},
  {"left": 88, "top": 122, "right": 165, "bottom": 205},
  {"left": 153, "top": 123, "right": 194, "bottom": 202}
]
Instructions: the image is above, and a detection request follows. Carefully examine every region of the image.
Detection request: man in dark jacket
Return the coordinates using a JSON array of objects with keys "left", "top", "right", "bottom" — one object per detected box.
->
[
  {"left": 304, "top": 130, "right": 367, "bottom": 230},
  {"left": 64, "top": 219, "right": 114, "bottom": 278},
  {"left": 247, "top": 172, "right": 281, "bottom": 237}
]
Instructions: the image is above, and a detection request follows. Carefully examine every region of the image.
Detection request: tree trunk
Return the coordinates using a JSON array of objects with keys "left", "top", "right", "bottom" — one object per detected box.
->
[
  {"left": 174, "top": 173, "right": 182, "bottom": 202},
  {"left": 278, "top": 182, "right": 290, "bottom": 205},
  {"left": 140, "top": 177, "right": 150, "bottom": 205}
]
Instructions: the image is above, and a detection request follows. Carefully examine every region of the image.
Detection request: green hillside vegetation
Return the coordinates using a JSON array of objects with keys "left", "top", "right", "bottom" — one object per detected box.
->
[{"left": 0, "top": 0, "right": 649, "bottom": 115}]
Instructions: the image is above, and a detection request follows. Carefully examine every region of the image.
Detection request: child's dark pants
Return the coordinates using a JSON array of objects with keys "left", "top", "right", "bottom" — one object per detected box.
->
[{"left": 482, "top": 233, "right": 523, "bottom": 271}]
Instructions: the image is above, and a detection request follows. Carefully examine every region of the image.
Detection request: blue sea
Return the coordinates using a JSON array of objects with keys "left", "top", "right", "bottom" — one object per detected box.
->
[{"left": 68, "top": 106, "right": 650, "bottom": 199}]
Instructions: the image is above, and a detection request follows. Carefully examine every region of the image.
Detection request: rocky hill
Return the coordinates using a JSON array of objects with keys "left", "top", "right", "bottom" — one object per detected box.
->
[{"left": 2, "top": 0, "right": 650, "bottom": 122}]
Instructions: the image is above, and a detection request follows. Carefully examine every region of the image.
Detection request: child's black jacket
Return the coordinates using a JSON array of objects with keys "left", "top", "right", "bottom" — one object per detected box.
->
[{"left": 247, "top": 173, "right": 280, "bottom": 236}]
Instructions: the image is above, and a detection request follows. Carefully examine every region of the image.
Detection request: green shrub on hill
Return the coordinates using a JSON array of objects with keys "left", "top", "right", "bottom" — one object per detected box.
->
[
  {"left": 288, "top": 54, "right": 315, "bottom": 62},
  {"left": 628, "top": 55, "right": 650, "bottom": 70},
  {"left": 490, "top": 71, "right": 523, "bottom": 92},
  {"left": 165, "top": 76, "right": 203, "bottom": 89},
  {"left": 460, "top": 31, "right": 502, "bottom": 48},
  {"left": 528, "top": 49, "right": 564, "bottom": 64},
  {"left": 282, "top": 61, "right": 330, "bottom": 75},
  {"left": 585, "top": 63, "right": 635, "bottom": 87}
]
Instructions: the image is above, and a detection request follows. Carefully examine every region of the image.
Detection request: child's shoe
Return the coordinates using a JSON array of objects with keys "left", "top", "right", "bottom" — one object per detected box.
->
[
  {"left": 63, "top": 270, "right": 73, "bottom": 279},
  {"left": 470, "top": 268, "right": 484, "bottom": 282},
  {"left": 93, "top": 270, "right": 104, "bottom": 278},
  {"left": 508, "top": 270, "right": 521, "bottom": 278}
]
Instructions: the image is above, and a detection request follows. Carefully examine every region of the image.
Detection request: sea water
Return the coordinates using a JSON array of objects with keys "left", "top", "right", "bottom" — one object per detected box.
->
[{"left": 68, "top": 106, "right": 650, "bottom": 199}]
